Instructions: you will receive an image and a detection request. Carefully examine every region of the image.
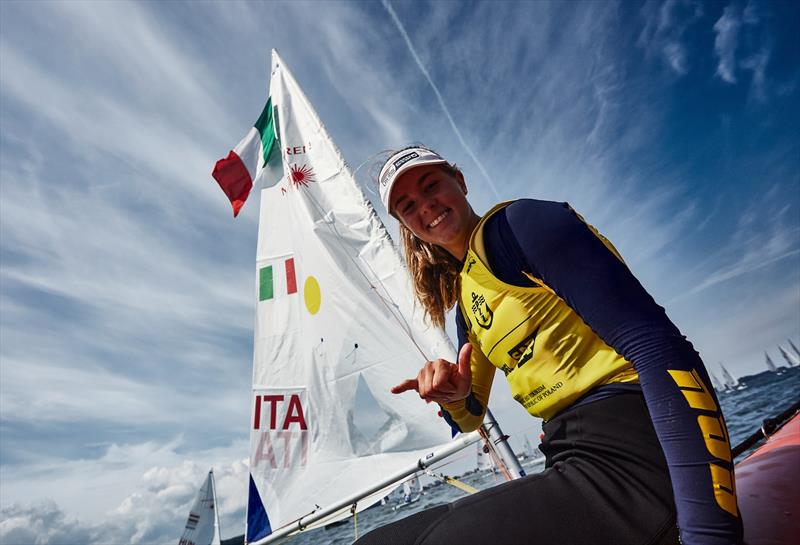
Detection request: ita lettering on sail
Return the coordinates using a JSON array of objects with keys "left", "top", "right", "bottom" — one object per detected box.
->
[{"left": 252, "top": 390, "right": 309, "bottom": 469}]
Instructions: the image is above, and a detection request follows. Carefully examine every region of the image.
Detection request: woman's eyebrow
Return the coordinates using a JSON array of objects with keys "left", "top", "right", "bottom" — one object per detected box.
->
[{"left": 393, "top": 171, "right": 434, "bottom": 210}]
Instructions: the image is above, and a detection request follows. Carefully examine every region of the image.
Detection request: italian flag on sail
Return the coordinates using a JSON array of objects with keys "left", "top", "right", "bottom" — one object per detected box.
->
[
  {"left": 259, "top": 257, "right": 297, "bottom": 301},
  {"left": 213, "top": 98, "right": 283, "bottom": 217}
]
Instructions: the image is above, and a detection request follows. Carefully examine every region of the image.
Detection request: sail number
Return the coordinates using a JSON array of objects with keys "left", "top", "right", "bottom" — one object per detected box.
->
[{"left": 252, "top": 391, "right": 309, "bottom": 469}]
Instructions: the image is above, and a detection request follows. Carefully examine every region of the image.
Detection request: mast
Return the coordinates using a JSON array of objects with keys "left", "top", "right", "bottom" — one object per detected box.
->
[{"left": 481, "top": 409, "right": 525, "bottom": 479}]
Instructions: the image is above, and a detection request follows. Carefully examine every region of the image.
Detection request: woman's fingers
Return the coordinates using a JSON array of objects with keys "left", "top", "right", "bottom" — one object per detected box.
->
[
  {"left": 390, "top": 356, "right": 467, "bottom": 403},
  {"left": 431, "top": 362, "right": 457, "bottom": 394},
  {"left": 457, "top": 343, "right": 473, "bottom": 381},
  {"left": 391, "top": 378, "right": 419, "bottom": 394}
]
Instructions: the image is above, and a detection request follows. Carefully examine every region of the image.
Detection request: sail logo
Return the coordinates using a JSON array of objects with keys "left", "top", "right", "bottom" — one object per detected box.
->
[
  {"left": 184, "top": 512, "right": 200, "bottom": 530},
  {"left": 258, "top": 256, "right": 322, "bottom": 315},
  {"left": 259, "top": 257, "right": 298, "bottom": 301},
  {"left": 289, "top": 163, "right": 315, "bottom": 188},
  {"left": 470, "top": 292, "right": 493, "bottom": 330},
  {"left": 285, "top": 143, "right": 311, "bottom": 155},
  {"left": 252, "top": 389, "right": 309, "bottom": 469}
]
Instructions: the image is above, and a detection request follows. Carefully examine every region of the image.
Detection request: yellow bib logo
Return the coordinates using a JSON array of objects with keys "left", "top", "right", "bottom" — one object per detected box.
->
[{"left": 470, "top": 292, "right": 494, "bottom": 330}]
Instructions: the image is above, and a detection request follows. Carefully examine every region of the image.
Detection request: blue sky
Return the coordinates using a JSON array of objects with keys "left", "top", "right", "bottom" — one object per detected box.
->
[{"left": 1, "top": 1, "right": 798, "bottom": 543}]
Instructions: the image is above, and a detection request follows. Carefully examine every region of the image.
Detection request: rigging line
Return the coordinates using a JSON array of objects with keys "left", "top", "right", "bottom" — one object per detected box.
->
[
  {"left": 479, "top": 427, "right": 513, "bottom": 482},
  {"left": 297, "top": 183, "right": 433, "bottom": 362}
]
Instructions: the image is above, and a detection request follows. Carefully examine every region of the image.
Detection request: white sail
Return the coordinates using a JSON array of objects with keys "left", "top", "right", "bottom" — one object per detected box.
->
[
  {"left": 719, "top": 362, "right": 738, "bottom": 389},
  {"left": 178, "top": 470, "right": 221, "bottom": 545},
  {"left": 778, "top": 345, "right": 800, "bottom": 367},
  {"left": 765, "top": 351, "right": 778, "bottom": 372},
  {"left": 708, "top": 370, "right": 725, "bottom": 392},
  {"left": 522, "top": 437, "right": 536, "bottom": 459},
  {"left": 788, "top": 339, "right": 800, "bottom": 360},
  {"left": 246, "top": 50, "right": 457, "bottom": 543}
]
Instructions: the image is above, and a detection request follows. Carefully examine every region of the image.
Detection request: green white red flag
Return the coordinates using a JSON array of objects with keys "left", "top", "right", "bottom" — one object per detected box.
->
[{"left": 212, "top": 98, "right": 283, "bottom": 216}]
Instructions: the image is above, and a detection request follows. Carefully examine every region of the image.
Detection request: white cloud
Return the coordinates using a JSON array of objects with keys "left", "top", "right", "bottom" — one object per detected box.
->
[
  {"left": 741, "top": 48, "right": 771, "bottom": 103},
  {"left": 638, "top": 0, "right": 704, "bottom": 77},
  {"left": 714, "top": 4, "right": 742, "bottom": 83},
  {"left": 0, "top": 500, "right": 98, "bottom": 545},
  {"left": 1, "top": 439, "right": 249, "bottom": 543},
  {"left": 713, "top": 0, "right": 768, "bottom": 92}
]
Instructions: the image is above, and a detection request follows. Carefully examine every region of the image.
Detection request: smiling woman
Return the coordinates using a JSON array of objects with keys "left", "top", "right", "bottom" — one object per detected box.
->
[
  {"left": 354, "top": 146, "right": 744, "bottom": 545},
  {"left": 379, "top": 147, "right": 476, "bottom": 329}
]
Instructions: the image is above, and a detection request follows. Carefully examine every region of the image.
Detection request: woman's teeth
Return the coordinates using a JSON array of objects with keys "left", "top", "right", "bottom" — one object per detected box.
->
[{"left": 428, "top": 210, "right": 449, "bottom": 228}]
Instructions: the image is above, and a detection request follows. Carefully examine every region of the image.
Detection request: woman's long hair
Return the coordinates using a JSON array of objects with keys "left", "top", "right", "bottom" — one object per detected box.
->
[
  {"left": 374, "top": 146, "right": 463, "bottom": 328},
  {"left": 399, "top": 221, "right": 462, "bottom": 328}
]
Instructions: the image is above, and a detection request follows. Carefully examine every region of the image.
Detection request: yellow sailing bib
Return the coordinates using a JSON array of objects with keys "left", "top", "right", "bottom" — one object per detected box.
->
[{"left": 458, "top": 202, "right": 638, "bottom": 421}]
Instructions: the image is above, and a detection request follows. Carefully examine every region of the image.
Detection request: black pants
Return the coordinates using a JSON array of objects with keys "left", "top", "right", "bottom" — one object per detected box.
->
[{"left": 354, "top": 392, "right": 679, "bottom": 545}]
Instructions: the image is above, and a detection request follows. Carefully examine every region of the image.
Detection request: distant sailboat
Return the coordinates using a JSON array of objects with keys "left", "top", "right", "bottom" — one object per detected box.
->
[
  {"left": 719, "top": 362, "right": 746, "bottom": 391},
  {"left": 778, "top": 345, "right": 800, "bottom": 367},
  {"left": 788, "top": 339, "right": 800, "bottom": 360},
  {"left": 178, "top": 470, "right": 221, "bottom": 545},
  {"left": 765, "top": 351, "right": 778, "bottom": 373},
  {"left": 708, "top": 369, "right": 726, "bottom": 393},
  {"left": 522, "top": 437, "right": 536, "bottom": 459}
]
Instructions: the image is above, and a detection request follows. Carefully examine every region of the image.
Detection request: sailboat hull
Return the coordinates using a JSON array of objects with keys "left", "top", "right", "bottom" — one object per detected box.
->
[{"left": 735, "top": 412, "right": 800, "bottom": 544}]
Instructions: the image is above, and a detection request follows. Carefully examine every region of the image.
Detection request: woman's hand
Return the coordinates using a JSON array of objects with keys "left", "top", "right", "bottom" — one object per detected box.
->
[{"left": 391, "top": 343, "right": 473, "bottom": 404}]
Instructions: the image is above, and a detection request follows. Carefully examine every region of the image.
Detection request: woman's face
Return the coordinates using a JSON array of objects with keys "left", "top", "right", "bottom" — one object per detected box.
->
[{"left": 390, "top": 164, "right": 474, "bottom": 254}]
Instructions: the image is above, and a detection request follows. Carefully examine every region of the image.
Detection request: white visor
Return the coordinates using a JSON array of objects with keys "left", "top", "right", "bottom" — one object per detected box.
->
[{"left": 378, "top": 148, "right": 448, "bottom": 213}]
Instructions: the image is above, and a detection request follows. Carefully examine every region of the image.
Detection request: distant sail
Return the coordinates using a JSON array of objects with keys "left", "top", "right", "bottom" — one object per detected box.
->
[
  {"left": 708, "top": 370, "right": 725, "bottom": 392},
  {"left": 719, "top": 362, "right": 738, "bottom": 390},
  {"left": 788, "top": 339, "right": 800, "bottom": 360},
  {"left": 245, "top": 50, "right": 457, "bottom": 543},
  {"left": 178, "top": 470, "right": 221, "bottom": 545},
  {"left": 778, "top": 345, "right": 799, "bottom": 367},
  {"left": 765, "top": 351, "right": 778, "bottom": 373},
  {"left": 523, "top": 437, "right": 535, "bottom": 458}
]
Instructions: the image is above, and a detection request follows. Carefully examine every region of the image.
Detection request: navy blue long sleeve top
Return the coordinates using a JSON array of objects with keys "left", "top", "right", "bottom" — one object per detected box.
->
[{"left": 454, "top": 199, "right": 742, "bottom": 545}]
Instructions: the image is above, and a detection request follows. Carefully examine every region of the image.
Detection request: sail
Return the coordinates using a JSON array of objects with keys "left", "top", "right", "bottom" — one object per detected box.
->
[
  {"left": 708, "top": 370, "right": 725, "bottom": 392},
  {"left": 246, "top": 50, "right": 456, "bottom": 542},
  {"left": 523, "top": 438, "right": 535, "bottom": 458},
  {"left": 765, "top": 351, "right": 777, "bottom": 372},
  {"left": 778, "top": 345, "right": 799, "bottom": 367},
  {"left": 178, "top": 471, "right": 221, "bottom": 545},
  {"left": 788, "top": 339, "right": 800, "bottom": 360},
  {"left": 719, "top": 362, "right": 738, "bottom": 389}
]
